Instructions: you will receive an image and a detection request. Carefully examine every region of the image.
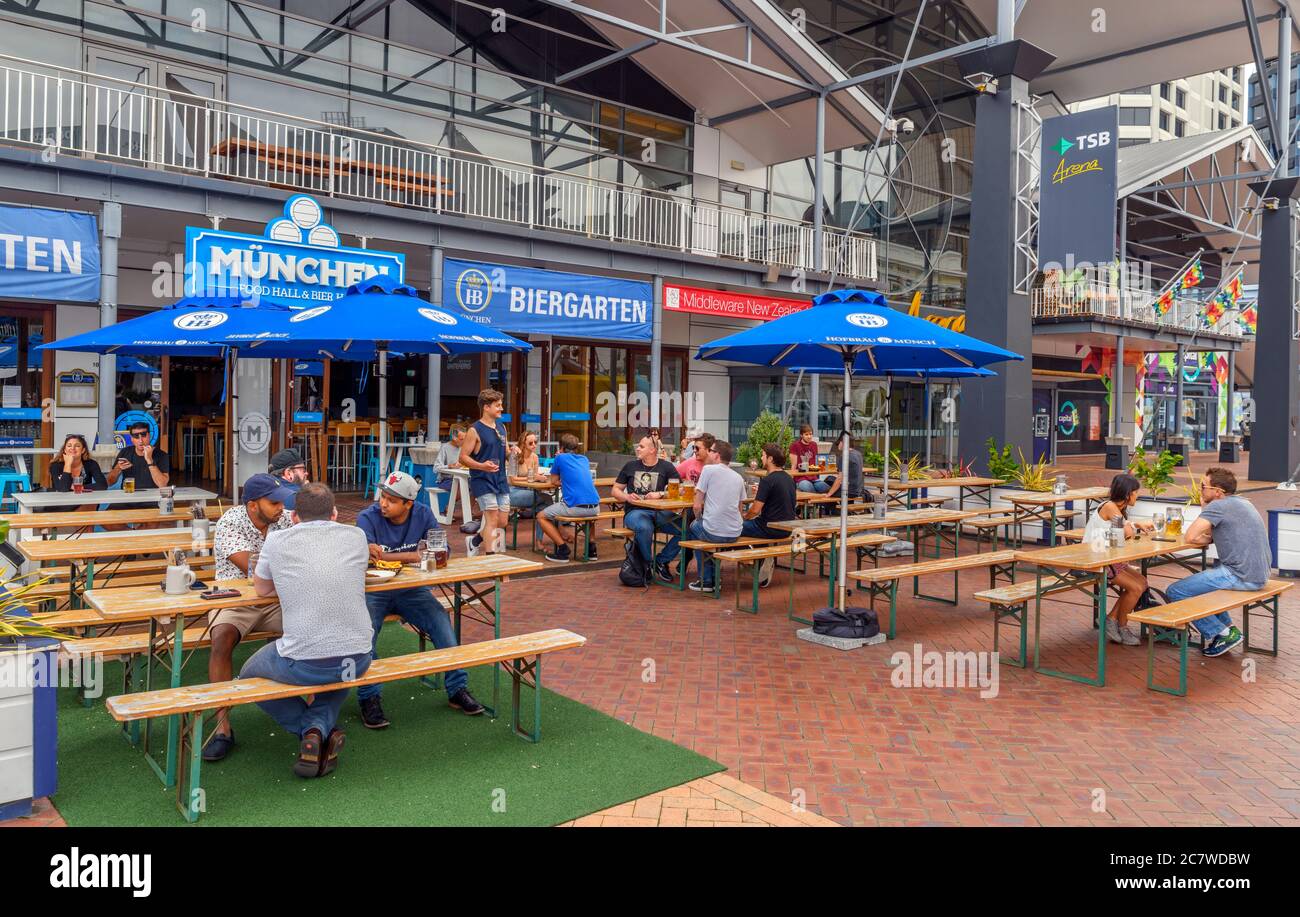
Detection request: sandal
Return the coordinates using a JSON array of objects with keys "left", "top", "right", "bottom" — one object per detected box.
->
[{"left": 293, "top": 728, "right": 324, "bottom": 778}]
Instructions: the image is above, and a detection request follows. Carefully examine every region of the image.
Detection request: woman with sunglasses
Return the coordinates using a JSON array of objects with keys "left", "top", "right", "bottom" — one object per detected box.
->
[
  {"left": 508, "top": 430, "right": 542, "bottom": 517},
  {"left": 1082, "top": 473, "right": 1155, "bottom": 645},
  {"left": 48, "top": 433, "right": 108, "bottom": 512}
]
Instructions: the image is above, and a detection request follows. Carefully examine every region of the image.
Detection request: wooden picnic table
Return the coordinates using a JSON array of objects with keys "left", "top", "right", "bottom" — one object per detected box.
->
[
  {"left": 211, "top": 138, "right": 454, "bottom": 198},
  {"left": 19, "top": 529, "right": 215, "bottom": 594},
  {"left": 1002, "top": 487, "right": 1110, "bottom": 547},
  {"left": 13, "top": 486, "right": 218, "bottom": 511},
  {"left": 2, "top": 504, "right": 223, "bottom": 538},
  {"left": 1011, "top": 533, "right": 1209, "bottom": 687},
  {"left": 769, "top": 507, "right": 983, "bottom": 616},
  {"left": 84, "top": 551, "right": 543, "bottom": 788}
]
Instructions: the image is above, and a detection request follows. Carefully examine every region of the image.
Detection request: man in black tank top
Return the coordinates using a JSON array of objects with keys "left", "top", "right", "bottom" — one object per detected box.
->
[{"left": 458, "top": 388, "right": 513, "bottom": 555}]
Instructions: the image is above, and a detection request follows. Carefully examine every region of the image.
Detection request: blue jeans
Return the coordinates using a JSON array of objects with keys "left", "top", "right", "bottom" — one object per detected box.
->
[
  {"left": 687, "top": 519, "right": 738, "bottom": 587},
  {"left": 239, "top": 643, "right": 371, "bottom": 738},
  {"left": 1165, "top": 565, "right": 1264, "bottom": 638},
  {"left": 508, "top": 486, "right": 536, "bottom": 510},
  {"left": 796, "top": 479, "right": 829, "bottom": 494},
  {"left": 741, "top": 519, "right": 778, "bottom": 540},
  {"left": 357, "top": 587, "right": 467, "bottom": 700},
  {"left": 624, "top": 508, "right": 681, "bottom": 566}
]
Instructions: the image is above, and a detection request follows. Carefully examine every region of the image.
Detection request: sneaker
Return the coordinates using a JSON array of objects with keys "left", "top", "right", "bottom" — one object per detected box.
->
[
  {"left": 293, "top": 728, "right": 324, "bottom": 778},
  {"left": 1120, "top": 625, "right": 1142, "bottom": 646},
  {"left": 466, "top": 534, "right": 482, "bottom": 557},
  {"left": 758, "top": 557, "right": 775, "bottom": 588},
  {"left": 546, "top": 545, "right": 571, "bottom": 563},
  {"left": 654, "top": 562, "right": 675, "bottom": 585},
  {"left": 1105, "top": 618, "right": 1125, "bottom": 645},
  {"left": 200, "top": 728, "right": 234, "bottom": 762},
  {"left": 687, "top": 579, "right": 713, "bottom": 592},
  {"left": 448, "top": 688, "right": 485, "bottom": 715},
  {"left": 1204, "top": 627, "right": 1244, "bottom": 657},
  {"left": 359, "top": 695, "right": 390, "bottom": 729},
  {"left": 586, "top": 543, "right": 598, "bottom": 561}
]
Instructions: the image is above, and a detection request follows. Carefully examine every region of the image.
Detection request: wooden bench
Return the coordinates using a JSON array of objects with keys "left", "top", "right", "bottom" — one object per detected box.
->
[
  {"left": 973, "top": 579, "right": 1079, "bottom": 667},
  {"left": 106, "top": 629, "right": 585, "bottom": 821},
  {"left": 677, "top": 536, "right": 792, "bottom": 595},
  {"left": 850, "top": 550, "right": 1017, "bottom": 638},
  {"left": 1127, "top": 581, "right": 1292, "bottom": 695},
  {"left": 711, "top": 534, "right": 894, "bottom": 615},
  {"left": 541, "top": 510, "right": 623, "bottom": 561},
  {"left": 33, "top": 555, "right": 217, "bottom": 582}
]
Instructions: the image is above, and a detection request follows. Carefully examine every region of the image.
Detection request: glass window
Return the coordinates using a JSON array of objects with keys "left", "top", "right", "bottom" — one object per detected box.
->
[
  {"left": 0, "top": 307, "right": 50, "bottom": 468},
  {"left": 551, "top": 343, "right": 592, "bottom": 450},
  {"left": 1159, "top": 111, "right": 1170, "bottom": 131},
  {"left": 1160, "top": 83, "right": 1170, "bottom": 101},
  {"left": 591, "top": 346, "right": 625, "bottom": 453},
  {"left": 1175, "top": 119, "right": 1185, "bottom": 137},
  {"left": 1175, "top": 87, "right": 1186, "bottom": 108}
]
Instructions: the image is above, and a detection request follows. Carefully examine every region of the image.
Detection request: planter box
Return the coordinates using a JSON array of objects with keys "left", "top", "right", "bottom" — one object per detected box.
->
[
  {"left": 0, "top": 641, "right": 58, "bottom": 820},
  {"left": 1267, "top": 508, "right": 1300, "bottom": 575}
]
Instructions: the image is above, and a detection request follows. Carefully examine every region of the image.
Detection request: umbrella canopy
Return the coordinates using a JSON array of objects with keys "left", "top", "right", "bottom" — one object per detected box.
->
[
  {"left": 226, "top": 275, "right": 531, "bottom": 360},
  {"left": 696, "top": 289, "right": 1022, "bottom": 372},
  {"left": 34, "top": 294, "right": 290, "bottom": 357}
]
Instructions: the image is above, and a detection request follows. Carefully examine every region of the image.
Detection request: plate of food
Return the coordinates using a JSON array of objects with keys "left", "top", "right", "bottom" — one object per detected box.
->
[{"left": 367, "top": 559, "right": 402, "bottom": 579}]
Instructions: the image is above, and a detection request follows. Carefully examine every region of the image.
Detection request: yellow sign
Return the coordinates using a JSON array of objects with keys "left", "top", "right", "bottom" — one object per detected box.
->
[{"left": 1051, "top": 158, "right": 1102, "bottom": 185}]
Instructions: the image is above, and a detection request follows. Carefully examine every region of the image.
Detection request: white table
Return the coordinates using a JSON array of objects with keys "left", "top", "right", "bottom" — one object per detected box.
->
[
  {"left": 0, "top": 447, "right": 57, "bottom": 478},
  {"left": 12, "top": 486, "right": 218, "bottom": 511},
  {"left": 428, "top": 466, "right": 474, "bottom": 525}
]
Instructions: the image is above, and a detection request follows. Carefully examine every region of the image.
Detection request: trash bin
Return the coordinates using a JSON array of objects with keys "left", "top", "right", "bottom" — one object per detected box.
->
[
  {"left": 1104, "top": 436, "right": 1130, "bottom": 471},
  {"left": 1218, "top": 435, "right": 1242, "bottom": 463},
  {"left": 1166, "top": 435, "right": 1192, "bottom": 466}
]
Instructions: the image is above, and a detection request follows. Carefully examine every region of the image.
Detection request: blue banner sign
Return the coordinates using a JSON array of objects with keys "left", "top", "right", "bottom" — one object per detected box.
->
[
  {"left": 522, "top": 413, "right": 541, "bottom": 423},
  {"left": 0, "top": 408, "right": 43, "bottom": 420},
  {"left": 293, "top": 411, "right": 324, "bottom": 424},
  {"left": 0, "top": 437, "right": 36, "bottom": 447},
  {"left": 0, "top": 204, "right": 100, "bottom": 302},
  {"left": 552, "top": 412, "right": 591, "bottom": 421},
  {"left": 444, "top": 258, "right": 651, "bottom": 342},
  {"left": 187, "top": 195, "right": 405, "bottom": 305}
]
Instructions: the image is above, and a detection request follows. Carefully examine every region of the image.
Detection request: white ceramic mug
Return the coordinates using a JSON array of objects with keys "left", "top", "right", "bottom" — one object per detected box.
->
[{"left": 164, "top": 564, "right": 196, "bottom": 595}]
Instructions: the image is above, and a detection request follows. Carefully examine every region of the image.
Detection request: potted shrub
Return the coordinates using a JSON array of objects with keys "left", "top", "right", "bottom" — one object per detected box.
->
[
  {"left": 735, "top": 410, "right": 793, "bottom": 470},
  {"left": 1127, "top": 446, "right": 1183, "bottom": 503},
  {"left": 0, "top": 578, "right": 65, "bottom": 820}
]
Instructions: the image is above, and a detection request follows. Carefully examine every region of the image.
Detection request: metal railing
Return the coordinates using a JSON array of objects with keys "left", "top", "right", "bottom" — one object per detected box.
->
[
  {"left": 1030, "top": 279, "right": 1243, "bottom": 338},
  {"left": 0, "top": 57, "right": 878, "bottom": 282}
]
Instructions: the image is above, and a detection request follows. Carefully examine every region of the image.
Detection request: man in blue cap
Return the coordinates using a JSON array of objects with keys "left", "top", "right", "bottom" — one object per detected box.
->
[
  {"left": 202, "top": 472, "right": 295, "bottom": 762},
  {"left": 354, "top": 470, "right": 485, "bottom": 728}
]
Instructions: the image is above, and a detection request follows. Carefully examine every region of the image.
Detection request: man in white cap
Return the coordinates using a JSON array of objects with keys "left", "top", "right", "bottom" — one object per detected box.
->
[{"left": 353, "top": 471, "right": 484, "bottom": 728}]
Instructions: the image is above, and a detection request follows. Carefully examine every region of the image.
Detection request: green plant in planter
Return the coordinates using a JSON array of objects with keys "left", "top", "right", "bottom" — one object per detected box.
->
[
  {"left": 1179, "top": 468, "right": 1203, "bottom": 506},
  {"left": 887, "top": 450, "right": 931, "bottom": 480},
  {"left": 864, "top": 448, "right": 885, "bottom": 472},
  {"left": 1013, "top": 449, "right": 1057, "bottom": 492},
  {"left": 985, "top": 437, "right": 1019, "bottom": 483},
  {"left": 1127, "top": 445, "right": 1183, "bottom": 497},
  {"left": 0, "top": 574, "right": 67, "bottom": 644},
  {"left": 736, "top": 410, "right": 793, "bottom": 467}
]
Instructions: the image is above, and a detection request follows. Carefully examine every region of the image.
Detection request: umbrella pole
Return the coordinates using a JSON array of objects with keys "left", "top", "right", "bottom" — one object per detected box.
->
[
  {"left": 230, "top": 349, "right": 239, "bottom": 503},
  {"left": 377, "top": 345, "right": 388, "bottom": 501},
  {"left": 882, "top": 378, "right": 891, "bottom": 511},
  {"left": 837, "top": 356, "right": 851, "bottom": 612}
]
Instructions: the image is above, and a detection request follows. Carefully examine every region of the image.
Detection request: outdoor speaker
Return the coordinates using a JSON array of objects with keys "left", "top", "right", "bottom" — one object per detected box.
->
[{"left": 764, "top": 264, "right": 780, "bottom": 284}]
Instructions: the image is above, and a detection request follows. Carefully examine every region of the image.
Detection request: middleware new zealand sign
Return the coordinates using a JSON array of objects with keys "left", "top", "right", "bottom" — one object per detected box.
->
[{"left": 1037, "top": 107, "right": 1119, "bottom": 269}]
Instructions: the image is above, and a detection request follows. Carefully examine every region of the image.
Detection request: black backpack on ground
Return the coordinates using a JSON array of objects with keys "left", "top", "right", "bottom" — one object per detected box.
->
[
  {"left": 1135, "top": 585, "right": 1168, "bottom": 611},
  {"left": 619, "top": 541, "right": 650, "bottom": 587},
  {"left": 811, "top": 606, "right": 880, "bottom": 639}
]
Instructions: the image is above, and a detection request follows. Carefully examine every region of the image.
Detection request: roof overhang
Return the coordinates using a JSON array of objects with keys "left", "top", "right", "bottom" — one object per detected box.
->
[
  {"left": 538, "top": 0, "right": 887, "bottom": 165},
  {"left": 965, "top": 0, "right": 1300, "bottom": 104}
]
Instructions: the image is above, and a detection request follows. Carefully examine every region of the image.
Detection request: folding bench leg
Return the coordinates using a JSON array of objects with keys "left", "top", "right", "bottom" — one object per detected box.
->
[
  {"left": 175, "top": 711, "right": 207, "bottom": 823},
  {"left": 1243, "top": 596, "right": 1279, "bottom": 656},
  {"left": 993, "top": 602, "right": 1028, "bottom": 667},
  {"left": 507, "top": 655, "right": 543, "bottom": 743},
  {"left": 1145, "top": 625, "right": 1189, "bottom": 696}
]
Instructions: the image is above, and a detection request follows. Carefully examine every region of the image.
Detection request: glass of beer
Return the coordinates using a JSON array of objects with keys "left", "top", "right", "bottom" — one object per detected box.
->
[
  {"left": 247, "top": 551, "right": 259, "bottom": 585},
  {"left": 1166, "top": 507, "right": 1183, "bottom": 537},
  {"left": 72, "top": 474, "right": 84, "bottom": 495},
  {"left": 123, "top": 476, "right": 136, "bottom": 494},
  {"left": 666, "top": 478, "right": 680, "bottom": 500},
  {"left": 431, "top": 530, "right": 449, "bottom": 569},
  {"left": 681, "top": 482, "right": 695, "bottom": 501}
]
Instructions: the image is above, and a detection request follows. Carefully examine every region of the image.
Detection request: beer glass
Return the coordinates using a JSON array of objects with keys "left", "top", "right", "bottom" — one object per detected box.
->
[
  {"left": 681, "top": 482, "right": 695, "bottom": 501},
  {"left": 431, "top": 530, "right": 449, "bottom": 569},
  {"left": 1166, "top": 507, "right": 1183, "bottom": 537},
  {"left": 247, "top": 551, "right": 259, "bottom": 584},
  {"left": 123, "top": 477, "right": 136, "bottom": 494},
  {"left": 667, "top": 478, "right": 680, "bottom": 500}
]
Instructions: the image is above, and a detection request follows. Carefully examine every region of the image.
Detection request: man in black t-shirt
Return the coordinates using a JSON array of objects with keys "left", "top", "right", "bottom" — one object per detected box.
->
[
  {"left": 107, "top": 421, "right": 171, "bottom": 491},
  {"left": 613, "top": 434, "right": 682, "bottom": 583},
  {"left": 742, "top": 443, "right": 799, "bottom": 587}
]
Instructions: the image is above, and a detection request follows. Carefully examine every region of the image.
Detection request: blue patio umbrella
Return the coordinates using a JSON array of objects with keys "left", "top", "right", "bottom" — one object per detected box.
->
[
  {"left": 698, "top": 290, "right": 1022, "bottom": 612},
  {"left": 219, "top": 275, "right": 532, "bottom": 492}
]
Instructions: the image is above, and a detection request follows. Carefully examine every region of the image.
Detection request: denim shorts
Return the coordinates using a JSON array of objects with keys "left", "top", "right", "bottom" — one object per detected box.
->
[
  {"left": 476, "top": 491, "right": 511, "bottom": 512},
  {"left": 540, "top": 501, "right": 599, "bottom": 523}
]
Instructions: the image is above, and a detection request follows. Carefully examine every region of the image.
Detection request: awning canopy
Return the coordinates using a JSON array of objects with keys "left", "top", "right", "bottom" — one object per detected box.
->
[
  {"left": 966, "top": 0, "right": 1296, "bottom": 105},
  {"left": 542, "top": 0, "right": 887, "bottom": 165}
]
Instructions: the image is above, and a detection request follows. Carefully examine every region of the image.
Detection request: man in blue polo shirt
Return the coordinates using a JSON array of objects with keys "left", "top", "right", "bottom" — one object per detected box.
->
[
  {"left": 535, "top": 433, "right": 602, "bottom": 563},
  {"left": 354, "top": 470, "right": 484, "bottom": 729}
]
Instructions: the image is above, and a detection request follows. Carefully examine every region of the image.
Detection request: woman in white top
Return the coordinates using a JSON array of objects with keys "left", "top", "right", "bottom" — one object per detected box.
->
[{"left": 1082, "top": 473, "right": 1155, "bottom": 645}]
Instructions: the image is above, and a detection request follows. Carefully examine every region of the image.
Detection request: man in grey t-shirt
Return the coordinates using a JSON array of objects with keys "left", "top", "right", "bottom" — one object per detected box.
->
[
  {"left": 1167, "top": 467, "right": 1272, "bottom": 658},
  {"left": 685, "top": 439, "right": 746, "bottom": 592},
  {"left": 825, "top": 433, "right": 864, "bottom": 505},
  {"left": 241, "top": 483, "right": 374, "bottom": 779}
]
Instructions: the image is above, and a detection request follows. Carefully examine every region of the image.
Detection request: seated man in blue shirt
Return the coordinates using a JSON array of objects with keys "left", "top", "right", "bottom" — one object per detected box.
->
[
  {"left": 535, "top": 433, "right": 602, "bottom": 563},
  {"left": 354, "top": 470, "right": 484, "bottom": 729}
]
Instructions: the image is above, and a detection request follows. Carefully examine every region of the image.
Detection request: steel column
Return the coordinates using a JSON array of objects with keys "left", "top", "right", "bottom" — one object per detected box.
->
[
  {"left": 813, "top": 93, "right": 826, "bottom": 272},
  {"left": 1173, "top": 344, "right": 1185, "bottom": 440},
  {"left": 428, "top": 247, "right": 444, "bottom": 440},
  {"left": 650, "top": 275, "right": 663, "bottom": 428},
  {"left": 97, "top": 201, "right": 121, "bottom": 443}
]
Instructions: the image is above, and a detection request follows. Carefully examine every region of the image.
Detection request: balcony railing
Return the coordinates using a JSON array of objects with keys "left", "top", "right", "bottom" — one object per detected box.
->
[
  {"left": 1030, "top": 280, "right": 1243, "bottom": 338},
  {"left": 0, "top": 57, "right": 878, "bottom": 283}
]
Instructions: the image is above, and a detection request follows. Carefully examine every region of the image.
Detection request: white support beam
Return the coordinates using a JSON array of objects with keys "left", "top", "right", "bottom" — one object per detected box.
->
[
  {"left": 825, "top": 38, "right": 992, "bottom": 94},
  {"left": 554, "top": 38, "right": 657, "bottom": 84}
]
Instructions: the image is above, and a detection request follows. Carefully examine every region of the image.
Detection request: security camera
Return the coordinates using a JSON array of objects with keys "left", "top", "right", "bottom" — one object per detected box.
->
[
  {"left": 963, "top": 72, "right": 998, "bottom": 95},
  {"left": 885, "top": 117, "right": 915, "bottom": 135}
]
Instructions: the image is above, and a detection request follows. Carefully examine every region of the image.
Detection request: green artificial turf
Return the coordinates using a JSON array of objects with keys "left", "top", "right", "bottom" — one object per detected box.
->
[{"left": 52, "top": 628, "right": 722, "bottom": 826}]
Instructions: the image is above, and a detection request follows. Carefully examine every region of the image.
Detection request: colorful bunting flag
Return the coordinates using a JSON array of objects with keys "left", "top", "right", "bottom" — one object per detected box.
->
[
  {"left": 1180, "top": 257, "right": 1203, "bottom": 289},
  {"left": 1239, "top": 304, "right": 1257, "bottom": 333},
  {"left": 1203, "top": 296, "right": 1227, "bottom": 327},
  {"left": 1154, "top": 288, "right": 1175, "bottom": 316}
]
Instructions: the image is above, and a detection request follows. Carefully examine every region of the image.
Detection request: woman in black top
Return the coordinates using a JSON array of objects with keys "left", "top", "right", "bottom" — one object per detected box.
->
[{"left": 48, "top": 433, "right": 107, "bottom": 512}]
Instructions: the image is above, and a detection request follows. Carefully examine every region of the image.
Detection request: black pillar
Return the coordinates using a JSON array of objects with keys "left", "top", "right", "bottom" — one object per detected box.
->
[
  {"left": 1248, "top": 179, "right": 1300, "bottom": 482},
  {"left": 956, "top": 41, "right": 1054, "bottom": 471}
]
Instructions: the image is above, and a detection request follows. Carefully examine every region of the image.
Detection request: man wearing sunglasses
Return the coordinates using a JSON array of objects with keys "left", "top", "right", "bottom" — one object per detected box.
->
[
  {"left": 107, "top": 421, "right": 171, "bottom": 490},
  {"left": 268, "top": 448, "right": 309, "bottom": 511}
]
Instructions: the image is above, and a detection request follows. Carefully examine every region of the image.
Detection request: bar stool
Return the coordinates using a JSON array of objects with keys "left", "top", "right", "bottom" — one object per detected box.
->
[
  {"left": 0, "top": 471, "right": 31, "bottom": 512},
  {"left": 328, "top": 422, "right": 359, "bottom": 488}
]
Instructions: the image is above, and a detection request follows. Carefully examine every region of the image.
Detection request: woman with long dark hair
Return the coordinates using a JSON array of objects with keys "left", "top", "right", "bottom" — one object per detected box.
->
[
  {"left": 1082, "top": 473, "right": 1155, "bottom": 645},
  {"left": 48, "top": 433, "right": 108, "bottom": 513}
]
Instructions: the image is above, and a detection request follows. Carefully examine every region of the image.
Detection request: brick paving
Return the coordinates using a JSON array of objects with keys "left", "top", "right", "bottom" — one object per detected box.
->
[{"left": 8, "top": 470, "right": 1300, "bottom": 827}]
